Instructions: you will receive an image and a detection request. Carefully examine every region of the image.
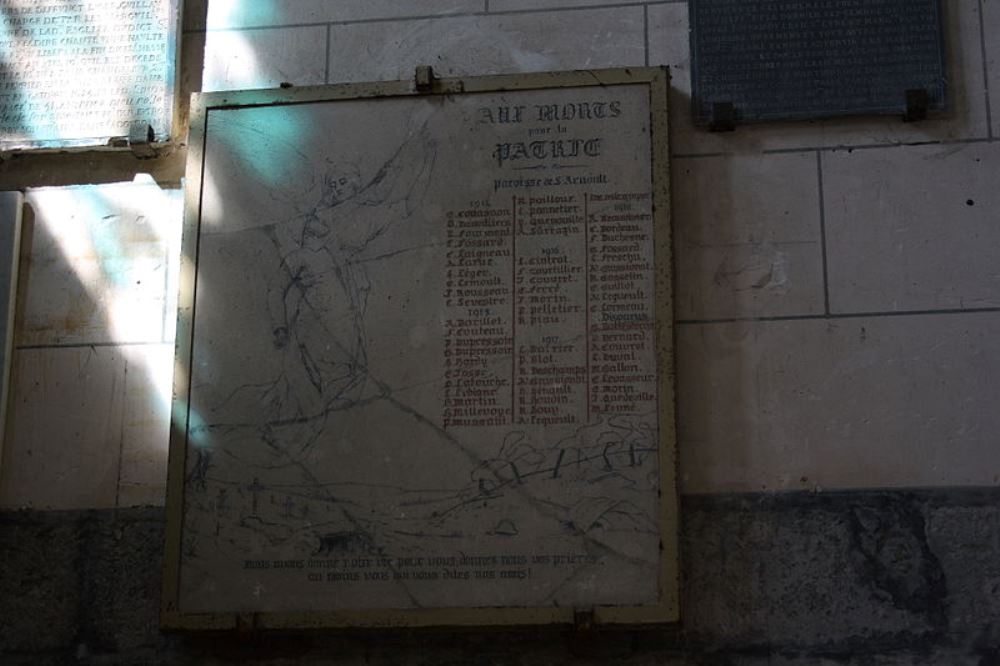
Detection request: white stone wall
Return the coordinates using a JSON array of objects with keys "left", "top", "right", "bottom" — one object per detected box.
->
[
  {"left": 0, "top": 180, "right": 182, "bottom": 508},
  {"left": 2, "top": 0, "right": 998, "bottom": 508}
]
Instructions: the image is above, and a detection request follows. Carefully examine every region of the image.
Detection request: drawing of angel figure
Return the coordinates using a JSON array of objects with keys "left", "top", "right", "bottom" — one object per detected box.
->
[{"left": 213, "top": 112, "right": 438, "bottom": 460}]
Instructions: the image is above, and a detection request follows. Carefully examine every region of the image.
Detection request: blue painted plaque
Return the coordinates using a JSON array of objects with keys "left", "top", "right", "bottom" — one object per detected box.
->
[{"left": 690, "top": 0, "right": 947, "bottom": 127}]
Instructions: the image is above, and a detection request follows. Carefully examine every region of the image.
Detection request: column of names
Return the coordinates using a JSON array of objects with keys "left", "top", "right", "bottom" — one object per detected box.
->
[{"left": 442, "top": 189, "right": 656, "bottom": 427}]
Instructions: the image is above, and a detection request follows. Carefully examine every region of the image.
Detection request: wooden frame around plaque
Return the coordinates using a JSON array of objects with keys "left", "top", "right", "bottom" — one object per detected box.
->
[{"left": 162, "top": 67, "right": 677, "bottom": 630}]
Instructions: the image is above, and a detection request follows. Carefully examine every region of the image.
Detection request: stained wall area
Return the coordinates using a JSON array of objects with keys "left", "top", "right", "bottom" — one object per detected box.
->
[{"left": 2, "top": 0, "right": 1000, "bottom": 663}]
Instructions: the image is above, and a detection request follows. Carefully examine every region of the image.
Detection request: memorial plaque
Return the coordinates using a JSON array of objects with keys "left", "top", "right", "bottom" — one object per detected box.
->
[
  {"left": 0, "top": 0, "right": 178, "bottom": 150},
  {"left": 690, "top": 0, "right": 947, "bottom": 126},
  {"left": 163, "top": 68, "right": 676, "bottom": 629}
]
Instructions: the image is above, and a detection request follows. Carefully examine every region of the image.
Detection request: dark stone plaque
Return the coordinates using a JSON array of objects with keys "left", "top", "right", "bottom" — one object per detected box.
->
[{"left": 690, "top": 0, "right": 947, "bottom": 128}]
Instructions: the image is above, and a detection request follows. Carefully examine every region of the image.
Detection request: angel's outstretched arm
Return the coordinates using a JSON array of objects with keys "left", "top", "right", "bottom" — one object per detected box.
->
[{"left": 328, "top": 125, "right": 439, "bottom": 254}]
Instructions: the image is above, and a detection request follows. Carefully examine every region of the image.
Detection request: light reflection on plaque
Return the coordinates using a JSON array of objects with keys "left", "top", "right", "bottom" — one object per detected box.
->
[{"left": 0, "top": 0, "right": 178, "bottom": 150}]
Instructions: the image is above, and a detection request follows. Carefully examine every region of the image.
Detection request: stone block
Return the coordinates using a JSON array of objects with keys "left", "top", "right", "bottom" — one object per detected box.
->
[
  {"left": 205, "top": 0, "right": 481, "bottom": 29},
  {"left": 681, "top": 493, "right": 946, "bottom": 649},
  {"left": 0, "top": 509, "right": 168, "bottom": 656},
  {"left": 490, "top": 0, "right": 639, "bottom": 10},
  {"left": 75, "top": 509, "right": 167, "bottom": 653},
  {"left": 823, "top": 142, "right": 1000, "bottom": 313},
  {"left": 19, "top": 183, "right": 182, "bottom": 347},
  {"left": 327, "top": 8, "right": 644, "bottom": 83},
  {"left": 0, "top": 511, "right": 82, "bottom": 652},
  {"left": 985, "top": 0, "right": 1000, "bottom": 139},
  {"left": 673, "top": 153, "right": 824, "bottom": 320},
  {"left": 676, "top": 313, "right": 1000, "bottom": 493},
  {"left": 0, "top": 341, "right": 172, "bottom": 510},
  {"left": 117, "top": 344, "right": 173, "bottom": 508},
  {"left": 648, "top": 0, "right": 988, "bottom": 155},
  {"left": 203, "top": 26, "right": 327, "bottom": 91},
  {"left": 179, "top": 32, "right": 207, "bottom": 131}
]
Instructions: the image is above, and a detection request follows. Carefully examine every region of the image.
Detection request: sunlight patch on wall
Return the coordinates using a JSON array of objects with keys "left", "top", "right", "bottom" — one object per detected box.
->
[
  {"left": 201, "top": 104, "right": 310, "bottom": 215},
  {"left": 21, "top": 177, "right": 183, "bottom": 447},
  {"left": 2, "top": 178, "right": 190, "bottom": 508}
]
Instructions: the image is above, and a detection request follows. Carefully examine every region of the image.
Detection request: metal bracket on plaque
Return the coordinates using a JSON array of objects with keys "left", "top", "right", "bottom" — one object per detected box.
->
[
  {"left": 709, "top": 101, "right": 736, "bottom": 132},
  {"left": 128, "top": 122, "right": 157, "bottom": 159},
  {"left": 904, "top": 89, "right": 930, "bottom": 122},
  {"left": 415, "top": 65, "right": 436, "bottom": 93}
]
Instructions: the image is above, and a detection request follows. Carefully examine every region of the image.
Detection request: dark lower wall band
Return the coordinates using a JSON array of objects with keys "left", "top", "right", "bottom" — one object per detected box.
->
[{"left": 2, "top": 488, "right": 998, "bottom": 665}]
